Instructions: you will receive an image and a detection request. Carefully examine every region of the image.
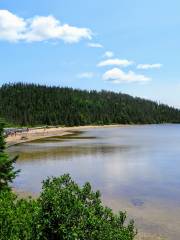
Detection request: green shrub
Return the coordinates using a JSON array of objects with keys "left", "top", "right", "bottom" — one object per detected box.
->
[
  {"left": 0, "top": 175, "right": 137, "bottom": 240},
  {"left": 0, "top": 190, "right": 38, "bottom": 240},
  {"left": 35, "top": 174, "right": 136, "bottom": 240}
]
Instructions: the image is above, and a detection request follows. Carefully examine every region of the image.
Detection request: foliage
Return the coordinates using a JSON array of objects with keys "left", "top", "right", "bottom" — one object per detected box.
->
[
  {"left": 0, "top": 175, "right": 137, "bottom": 240},
  {"left": 0, "top": 190, "right": 37, "bottom": 240},
  {"left": 0, "top": 121, "right": 5, "bottom": 151},
  {"left": 0, "top": 83, "right": 180, "bottom": 126},
  {"left": 0, "top": 121, "right": 19, "bottom": 190},
  {"left": 35, "top": 174, "right": 137, "bottom": 240}
]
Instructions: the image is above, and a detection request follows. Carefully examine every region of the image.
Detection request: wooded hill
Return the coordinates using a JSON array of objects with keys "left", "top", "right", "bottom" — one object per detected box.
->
[{"left": 0, "top": 83, "right": 180, "bottom": 126}]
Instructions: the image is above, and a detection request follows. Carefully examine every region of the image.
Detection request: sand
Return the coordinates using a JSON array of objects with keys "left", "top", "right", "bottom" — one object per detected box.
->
[{"left": 6, "top": 125, "right": 123, "bottom": 146}]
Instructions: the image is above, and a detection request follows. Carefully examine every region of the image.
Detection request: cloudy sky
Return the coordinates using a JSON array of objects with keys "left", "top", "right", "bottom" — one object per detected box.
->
[{"left": 0, "top": 0, "right": 180, "bottom": 108}]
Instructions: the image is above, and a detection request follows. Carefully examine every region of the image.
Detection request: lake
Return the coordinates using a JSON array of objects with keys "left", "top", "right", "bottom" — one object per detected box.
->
[{"left": 9, "top": 125, "right": 180, "bottom": 239}]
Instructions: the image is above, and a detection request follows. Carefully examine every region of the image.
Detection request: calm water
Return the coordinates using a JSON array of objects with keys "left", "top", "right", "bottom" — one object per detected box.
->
[{"left": 9, "top": 125, "right": 180, "bottom": 239}]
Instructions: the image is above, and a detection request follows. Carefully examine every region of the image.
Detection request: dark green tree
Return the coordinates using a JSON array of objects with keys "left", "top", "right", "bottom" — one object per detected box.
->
[
  {"left": 0, "top": 83, "right": 180, "bottom": 126},
  {"left": 0, "top": 121, "right": 19, "bottom": 190},
  {"left": 0, "top": 120, "right": 6, "bottom": 151}
]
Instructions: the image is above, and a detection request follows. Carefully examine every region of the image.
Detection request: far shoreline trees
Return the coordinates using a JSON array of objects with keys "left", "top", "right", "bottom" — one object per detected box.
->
[{"left": 0, "top": 83, "right": 180, "bottom": 127}]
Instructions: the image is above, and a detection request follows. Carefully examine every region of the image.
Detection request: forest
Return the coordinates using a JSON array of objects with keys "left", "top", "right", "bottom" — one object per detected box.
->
[{"left": 0, "top": 82, "right": 180, "bottom": 126}]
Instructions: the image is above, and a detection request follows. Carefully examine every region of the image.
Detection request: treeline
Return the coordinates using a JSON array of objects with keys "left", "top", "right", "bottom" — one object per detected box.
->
[{"left": 0, "top": 82, "right": 180, "bottom": 126}]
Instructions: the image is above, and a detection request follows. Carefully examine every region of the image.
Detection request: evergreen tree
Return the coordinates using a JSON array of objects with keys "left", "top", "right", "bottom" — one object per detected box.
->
[
  {"left": 0, "top": 121, "right": 5, "bottom": 151},
  {"left": 0, "top": 121, "right": 19, "bottom": 190},
  {"left": 0, "top": 83, "right": 180, "bottom": 126}
]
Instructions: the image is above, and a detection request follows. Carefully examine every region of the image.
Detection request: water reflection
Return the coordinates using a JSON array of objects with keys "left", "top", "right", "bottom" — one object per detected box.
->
[{"left": 9, "top": 124, "right": 180, "bottom": 239}]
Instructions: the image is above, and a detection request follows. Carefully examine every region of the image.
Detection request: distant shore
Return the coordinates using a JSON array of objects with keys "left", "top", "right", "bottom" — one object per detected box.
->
[
  {"left": 6, "top": 124, "right": 124, "bottom": 147},
  {"left": 6, "top": 124, "right": 176, "bottom": 147}
]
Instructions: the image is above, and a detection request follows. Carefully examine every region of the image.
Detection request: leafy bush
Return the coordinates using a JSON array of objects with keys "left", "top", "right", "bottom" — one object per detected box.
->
[
  {"left": 0, "top": 190, "right": 37, "bottom": 240},
  {"left": 35, "top": 174, "right": 137, "bottom": 240},
  {"left": 0, "top": 175, "right": 137, "bottom": 240}
]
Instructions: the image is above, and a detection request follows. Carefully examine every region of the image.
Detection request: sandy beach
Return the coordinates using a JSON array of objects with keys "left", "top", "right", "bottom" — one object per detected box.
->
[{"left": 6, "top": 125, "right": 124, "bottom": 147}]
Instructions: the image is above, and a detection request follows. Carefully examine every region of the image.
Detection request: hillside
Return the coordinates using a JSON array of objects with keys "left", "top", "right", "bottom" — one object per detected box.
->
[{"left": 0, "top": 83, "right": 180, "bottom": 126}]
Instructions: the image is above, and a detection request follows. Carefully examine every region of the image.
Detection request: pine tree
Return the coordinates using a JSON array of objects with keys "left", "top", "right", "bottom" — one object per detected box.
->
[
  {"left": 0, "top": 121, "right": 5, "bottom": 151},
  {"left": 0, "top": 121, "right": 19, "bottom": 190},
  {"left": 0, "top": 83, "right": 180, "bottom": 126}
]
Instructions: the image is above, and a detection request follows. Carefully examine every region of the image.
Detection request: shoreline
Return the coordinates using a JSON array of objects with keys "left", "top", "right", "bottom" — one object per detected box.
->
[
  {"left": 6, "top": 124, "right": 126, "bottom": 147},
  {"left": 6, "top": 123, "right": 179, "bottom": 147}
]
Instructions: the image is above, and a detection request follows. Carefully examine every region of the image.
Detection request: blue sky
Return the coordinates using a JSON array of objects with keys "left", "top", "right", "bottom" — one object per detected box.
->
[{"left": 0, "top": 0, "right": 180, "bottom": 108}]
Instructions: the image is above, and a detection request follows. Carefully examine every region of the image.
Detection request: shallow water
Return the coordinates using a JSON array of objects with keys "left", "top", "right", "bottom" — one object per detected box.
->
[{"left": 9, "top": 125, "right": 180, "bottom": 239}]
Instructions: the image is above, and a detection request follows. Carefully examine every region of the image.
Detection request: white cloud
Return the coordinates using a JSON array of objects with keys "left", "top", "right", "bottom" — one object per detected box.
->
[
  {"left": 87, "top": 42, "right": 103, "bottom": 48},
  {"left": 104, "top": 51, "right": 114, "bottom": 58},
  {"left": 77, "top": 72, "right": 94, "bottom": 79},
  {"left": 103, "top": 68, "right": 150, "bottom": 83},
  {"left": 0, "top": 10, "right": 92, "bottom": 43},
  {"left": 137, "top": 63, "right": 162, "bottom": 69},
  {"left": 98, "top": 58, "right": 133, "bottom": 67},
  {"left": 0, "top": 10, "right": 26, "bottom": 42}
]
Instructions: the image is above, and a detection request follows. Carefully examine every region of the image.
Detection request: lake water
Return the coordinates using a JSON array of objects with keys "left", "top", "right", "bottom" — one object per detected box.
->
[{"left": 9, "top": 125, "right": 180, "bottom": 239}]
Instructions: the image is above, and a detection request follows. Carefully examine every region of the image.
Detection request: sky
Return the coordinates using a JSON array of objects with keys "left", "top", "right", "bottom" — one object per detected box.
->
[{"left": 0, "top": 0, "right": 180, "bottom": 108}]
